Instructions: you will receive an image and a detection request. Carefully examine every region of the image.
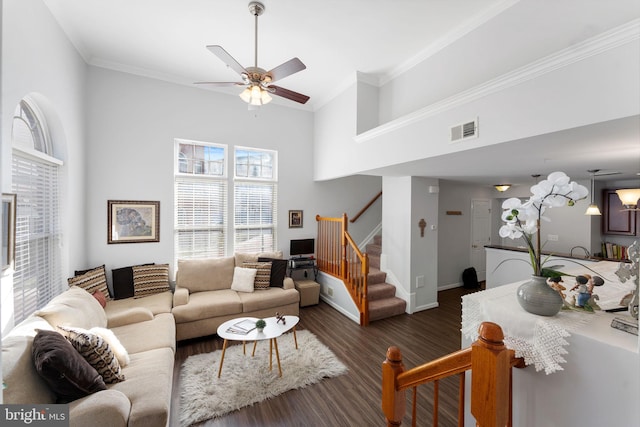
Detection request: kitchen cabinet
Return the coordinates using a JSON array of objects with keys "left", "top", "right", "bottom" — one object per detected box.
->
[{"left": 602, "top": 189, "right": 637, "bottom": 235}]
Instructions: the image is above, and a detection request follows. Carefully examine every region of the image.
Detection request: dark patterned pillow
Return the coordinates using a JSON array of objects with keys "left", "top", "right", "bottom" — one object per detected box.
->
[
  {"left": 258, "top": 257, "right": 287, "bottom": 288},
  {"left": 68, "top": 265, "right": 111, "bottom": 301},
  {"left": 242, "top": 262, "right": 272, "bottom": 290},
  {"left": 132, "top": 264, "right": 170, "bottom": 298},
  {"left": 112, "top": 263, "right": 154, "bottom": 299},
  {"left": 32, "top": 330, "right": 107, "bottom": 402},
  {"left": 58, "top": 326, "right": 125, "bottom": 384}
]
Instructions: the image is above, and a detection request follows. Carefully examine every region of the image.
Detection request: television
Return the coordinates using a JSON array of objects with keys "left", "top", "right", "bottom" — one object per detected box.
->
[{"left": 290, "top": 238, "right": 315, "bottom": 257}]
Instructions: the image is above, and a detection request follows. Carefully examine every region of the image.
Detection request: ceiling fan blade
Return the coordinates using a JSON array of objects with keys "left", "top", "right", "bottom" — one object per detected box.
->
[
  {"left": 267, "top": 58, "right": 306, "bottom": 83},
  {"left": 206, "top": 45, "right": 247, "bottom": 76},
  {"left": 194, "top": 81, "right": 245, "bottom": 87},
  {"left": 270, "top": 85, "right": 310, "bottom": 104}
]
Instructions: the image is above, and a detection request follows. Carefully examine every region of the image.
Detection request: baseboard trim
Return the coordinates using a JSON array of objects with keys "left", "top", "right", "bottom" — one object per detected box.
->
[
  {"left": 413, "top": 302, "right": 440, "bottom": 312},
  {"left": 438, "top": 282, "right": 463, "bottom": 291},
  {"left": 319, "top": 295, "right": 360, "bottom": 324}
]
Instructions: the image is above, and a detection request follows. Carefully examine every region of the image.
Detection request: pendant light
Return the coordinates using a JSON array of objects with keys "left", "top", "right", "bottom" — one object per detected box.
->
[{"left": 584, "top": 169, "right": 601, "bottom": 216}]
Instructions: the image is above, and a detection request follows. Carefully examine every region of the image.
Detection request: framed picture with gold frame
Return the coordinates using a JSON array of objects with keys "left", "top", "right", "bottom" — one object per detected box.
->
[
  {"left": 2, "top": 193, "right": 17, "bottom": 272},
  {"left": 108, "top": 200, "right": 160, "bottom": 244}
]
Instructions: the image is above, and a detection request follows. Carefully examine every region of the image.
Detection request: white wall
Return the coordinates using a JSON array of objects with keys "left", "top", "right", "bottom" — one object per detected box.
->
[
  {"left": 85, "top": 67, "right": 382, "bottom": 278},
  {"left": 1, "top": 0, "right": 87, "bottom": 333},
  {"left": 382, "top": 176, "right": 439, "bottom": 313}
]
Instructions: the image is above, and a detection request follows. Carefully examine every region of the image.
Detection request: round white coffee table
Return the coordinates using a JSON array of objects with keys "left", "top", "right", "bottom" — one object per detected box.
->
[{"left": 216, "top": 315, "right": 299, "bottom": 377}]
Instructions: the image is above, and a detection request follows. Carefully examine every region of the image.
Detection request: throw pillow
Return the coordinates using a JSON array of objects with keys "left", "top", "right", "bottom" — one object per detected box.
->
[
  {"left": 258, "top": 257, "right": 288, "bottom": 288},
  {"left": 242, "top": 262, "right": 272, "bottom": 290},
  {"left": 67, "top": 265, "right": 111, "bottom": 301},
  {"left": 132, "top": 264, "right": 170, "bottom": 298},
  {"left": 230, "top": 267, "right": 257, "bottom": 293},
  {"left": 92, "top": 290, "right": 107, "bottom": 308},
  {"left": 32, "top": 330, "right": 107, "bottom": 403},
  {"left": 89, "top": 327, "right": 130, "bottom": 367},
  {"left": 111, "top": 263, "right": 155, "bottom": 299},
  {"left": 58, "top": 326, "right": 125, "bottom": 384}
]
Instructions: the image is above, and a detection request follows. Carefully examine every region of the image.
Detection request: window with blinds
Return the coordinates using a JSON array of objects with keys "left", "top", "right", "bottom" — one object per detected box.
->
[
  {"left": 11, "top": 152, "right": 63, "bottom": 324},
  {"left": 174, "top": 140, "right": 228, "bottom": 259},
  {"left": 234, "top": 147, "right": 278, "bottom": 253}
]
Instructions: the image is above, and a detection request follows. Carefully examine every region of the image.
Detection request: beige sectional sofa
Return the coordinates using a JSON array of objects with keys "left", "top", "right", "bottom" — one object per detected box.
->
[
  {"left": 2, "top": 286, "right": 175, "bottom": 427},
  {"left": 172, "top": 253, "right": 300, "bottom": 341}
]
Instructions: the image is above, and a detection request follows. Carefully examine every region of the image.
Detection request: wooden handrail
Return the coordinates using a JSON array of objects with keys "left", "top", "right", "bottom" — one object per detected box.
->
[
  {"left": 350, "top": 191, "right": 382, "bottom": 223},
  {"left": 316, "top": 213, "right": 370, "bottom": 325},
  {"left": 382, "top": 322, "right": 524, "bottom": 427}
]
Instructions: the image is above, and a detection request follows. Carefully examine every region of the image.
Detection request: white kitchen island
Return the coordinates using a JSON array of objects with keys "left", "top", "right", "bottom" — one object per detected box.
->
[{"left": 462, "top": 256, "right": 639, "bottom": 427}]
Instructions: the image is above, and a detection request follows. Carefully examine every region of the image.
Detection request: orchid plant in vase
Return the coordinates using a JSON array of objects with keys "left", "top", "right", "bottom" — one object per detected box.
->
[
  {"left": 499, "top": 171, "right": 589, "bottom": 276},
  {"left": 499, "top": 172, "right": 589, "bottom": 316}
]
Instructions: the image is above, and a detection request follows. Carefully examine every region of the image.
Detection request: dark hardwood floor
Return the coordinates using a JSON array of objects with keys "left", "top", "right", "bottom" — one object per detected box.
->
[{"left": 170, "top": 287, "right": 478, "bottom": 427}]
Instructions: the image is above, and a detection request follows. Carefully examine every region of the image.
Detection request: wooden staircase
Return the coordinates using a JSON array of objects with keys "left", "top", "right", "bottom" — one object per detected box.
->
[{"left": 366, "top": 235, "right": 407, "bottom": 322}]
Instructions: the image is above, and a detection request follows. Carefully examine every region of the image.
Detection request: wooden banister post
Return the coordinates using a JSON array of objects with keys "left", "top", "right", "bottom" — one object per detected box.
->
[
  {"left": 471, "top": 322, "right": 511, "bottom": 427},
  {"left": 382, "top": 346, "right": 406, "bottom": 427},
  {"left": 340, "top": 213, "right": 348, "bottom": 279}
]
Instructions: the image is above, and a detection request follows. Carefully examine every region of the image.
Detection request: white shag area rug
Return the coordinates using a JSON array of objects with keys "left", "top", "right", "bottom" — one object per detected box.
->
[{"left": 179, "top": 330, "right": 348, "bottom": 426}]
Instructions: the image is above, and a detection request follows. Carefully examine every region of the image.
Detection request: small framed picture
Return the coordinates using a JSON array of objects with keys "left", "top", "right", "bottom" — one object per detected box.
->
[
  {"left": 2, "top": 193, "right": 17, "bottom": 272},
  {"left": 289, "top": 210, "right": 303, "bottom": 228},
  {"left": 108, "top": 200, "right": 160, "bottom": 244}
]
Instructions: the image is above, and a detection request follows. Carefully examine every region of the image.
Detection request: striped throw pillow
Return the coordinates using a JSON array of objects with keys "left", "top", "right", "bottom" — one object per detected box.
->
[
  {"left": 68, "top": 265, "right": 111, "bottom": 302},
  {"left": 242, "top": 262, "right": 272, "bottom": 290},
  {"left": 58, "top": 326, "right": 125, "bottom": 384},
  {"left": 132, "top": 264, "right": 170, "bottom": 298}
]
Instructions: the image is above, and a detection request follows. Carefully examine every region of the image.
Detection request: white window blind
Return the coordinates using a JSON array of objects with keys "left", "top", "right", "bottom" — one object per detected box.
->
[
  {"left": 174, "top": 177, "right": 228, "bottom": 259},
  {"left": 233, "top": 182, "right": 277, "bottom": 253},
  {"left": 11, "top": 152, "right": 63, "bottom": 323},
  {"left": 233, "top": 147, "right": 278, "bottom": 253}
]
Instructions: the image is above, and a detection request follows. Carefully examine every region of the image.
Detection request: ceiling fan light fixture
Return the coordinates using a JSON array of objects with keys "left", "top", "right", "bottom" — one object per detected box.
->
[
  {"left": 494, "top": 184, "right": 511, "bottom": 192},
  {"left": 615, "top": 188, "right": 640, "bottom": 209},
  {"left": 239, "top": 84, "right": 272, "bottom": 106}
]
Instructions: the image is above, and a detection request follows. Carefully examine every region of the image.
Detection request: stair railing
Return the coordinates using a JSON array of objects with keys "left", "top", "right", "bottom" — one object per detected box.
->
[
  {"left": 316, "top": 213, "right": 370, "bottom": 325},
  {"left": 382, "top": 322, "right": 525, "bottom": 427},
  {"left": 350, "top": 190, "right": 382, "bottom": 223}
]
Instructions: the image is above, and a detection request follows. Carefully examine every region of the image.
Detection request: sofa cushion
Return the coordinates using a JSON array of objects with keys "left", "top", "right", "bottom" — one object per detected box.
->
[
  {"left": 242, "top": 262, "right": 272, "bottom": 290},
  {"left": 234, "top": 251, "right": 283, "bottom": 266},
  {"left": 58, "top": 326, "right": 125, "bottom": 384},
  {"left": 109, "top": 313, "right": 176, "bottom": 354},
  {"left": 36, "top": 286, "right": 108, "bottom": 330},
  {"left": 68, "top": 265, "right": 111, "bottom": 301},
  {"left": 104, "top": 291, "right": 173, "bottom": 318},
  {"left": 111, "top": 263, "right": 154, "bottom": 299},
  {"left": 32, "top": 330, "right": 107, "bottom": 403},
  {"left": 171, "top": 290, "right": 242, "bottom": 323},
  {"left": 238, "top": 287, "right": 301, "bottom": 312},
  {"left": 177, "top": 256, "right": 235, "bottom": 292},
  {"left": 133, "top": 264, "right": 170, "bottom": 298},
  {"left": 258, "top": 257, "right": 288, "bottom": 288},
  {"left": 230, "top": 267, "right": 257, "bottom": 293}
]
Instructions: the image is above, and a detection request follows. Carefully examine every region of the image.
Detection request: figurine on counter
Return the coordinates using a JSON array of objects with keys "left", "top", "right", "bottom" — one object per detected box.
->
[
  {"left": 569, "top": 274, "right": 605, "bottom": 311},
  {"left": 547, "top": 276, "right": 567, "bottom": 299}
]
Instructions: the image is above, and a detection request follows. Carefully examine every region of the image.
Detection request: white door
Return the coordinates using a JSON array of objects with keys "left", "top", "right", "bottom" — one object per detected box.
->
[{"left": 470, "top": 199, "right": 491, "bottom": 282}]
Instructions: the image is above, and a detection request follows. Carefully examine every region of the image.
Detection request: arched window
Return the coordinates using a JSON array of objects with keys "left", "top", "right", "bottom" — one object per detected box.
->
[{"left": 10, "top": 96, "right": 63, "bottom": 324}]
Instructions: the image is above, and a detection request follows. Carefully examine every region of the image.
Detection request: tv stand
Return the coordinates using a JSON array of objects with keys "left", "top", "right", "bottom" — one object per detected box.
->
[{"left": 287, "top": 256, "right": 318, "bottom": 279}]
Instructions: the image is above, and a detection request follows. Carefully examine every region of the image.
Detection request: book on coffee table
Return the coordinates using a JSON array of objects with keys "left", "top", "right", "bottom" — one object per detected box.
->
[{"left": 226, "top": 319, "right": 257, "bottom": 335}]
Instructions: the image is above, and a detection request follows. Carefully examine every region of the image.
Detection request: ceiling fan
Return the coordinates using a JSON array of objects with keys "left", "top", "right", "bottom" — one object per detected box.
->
[{"left": 195, "top": 1, "right": 309, "bottom": 107}]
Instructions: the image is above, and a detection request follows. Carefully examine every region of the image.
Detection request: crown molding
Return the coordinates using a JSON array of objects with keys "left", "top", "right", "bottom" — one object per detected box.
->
[{"left": 356, "top": 19, "right": 640, "bottom": 144}]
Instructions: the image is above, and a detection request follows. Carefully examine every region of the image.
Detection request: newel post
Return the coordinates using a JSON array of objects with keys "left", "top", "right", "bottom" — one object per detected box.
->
[
  {"left": 340, "top": 213, "right": 348, "bottom": 279},
  {"left": 382, "top": 346, "right": 406, "bottom": 427},
  {"left": 471, "top": 322, "right": 511, "bottom": 427}
]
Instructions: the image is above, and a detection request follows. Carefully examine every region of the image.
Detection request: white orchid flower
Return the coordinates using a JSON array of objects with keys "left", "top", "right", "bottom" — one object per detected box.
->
[
  {"left": 501, "top": 197, "right": 523, "bottom": 210},
  {"left": 499, "top": 223, "right": 523, "bottom": 239}
]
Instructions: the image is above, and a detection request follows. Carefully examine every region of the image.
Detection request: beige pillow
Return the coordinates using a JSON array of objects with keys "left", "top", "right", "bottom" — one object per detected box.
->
[
  {"left": 177, "top": 256, "right": 235, "bottom": 292},
  {"left": 230, "top": 267, "right": 257, "bottom": 293},
  {"left": 36, "top": 286, "right": 107, "bottom": 330}
]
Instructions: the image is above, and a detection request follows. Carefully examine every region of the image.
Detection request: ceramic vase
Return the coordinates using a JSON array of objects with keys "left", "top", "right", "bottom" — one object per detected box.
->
[{"left": 516, "top": 275, "right": 563, "bottom": 316}]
